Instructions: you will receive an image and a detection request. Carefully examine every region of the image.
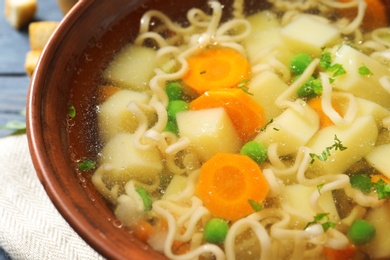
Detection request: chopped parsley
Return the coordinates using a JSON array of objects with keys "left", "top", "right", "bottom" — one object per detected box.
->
[
  {"left": 320, "top": 52, "right": 332, "bottom": 70},
  {"left": 260, "top": 119, "right": 275, "bottom": 131},
  {"left": 248, "top": 199, "right": 263, "bottom": 212},
  {"left": 317, "top": 184, "right": 325, "bottom": 194},
  {"left": 375, "top": 179, "right": 390, "bottom": 200},
  {"left": 358, "top": 64, "right": 373, "bottom": 76},
  {"left": 237, "top": 79, "right": 253, "bottom": 95},
  {"left": 309, "top": 135, "right": 347, "bottom": 164},
  {"left": 319, "top": 50, "right": 346, "bottom": 82},
  {"left": 200, "top": 70, "right": 206, "bottom": 74},
  {"left": 78, "top": 158, "right": 96, "bottom": 171},
  {"left": 305, "top": 213, "right": 336, "bottom": 232},
  {"left": 68, "top": 104, "right": 76, "bottom": 118}
]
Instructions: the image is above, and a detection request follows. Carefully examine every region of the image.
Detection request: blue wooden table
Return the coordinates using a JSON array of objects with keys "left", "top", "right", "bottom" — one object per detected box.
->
[{"left": 0, "top": 0, "right": 64, "bottom": 138}]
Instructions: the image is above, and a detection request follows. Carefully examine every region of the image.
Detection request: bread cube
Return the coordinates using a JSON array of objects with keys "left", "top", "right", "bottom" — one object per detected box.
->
[
  {"left": 365, "top": 144, "right": 390, "bottom": 179},
  {"left": 177, "top": 108, "right": 242, "bottom": 162},
  {"left": 24, "top": 50, "right": 40, "bottom": 77},
  {"left": 248, "top": 71, "right": 289, "bottom": 122},
  {"left": 281, "top": 15, "right": 340, "bottom": 56},
  {"left": 307, "top": 116, "right": 378, "bottom": 175},
  {"left": 331, "top": 44, "right": 390, "bottom": 108},
  {"left": 4, "top": 0, "right": 37, "bottom": 29},
  {"left": 103, "top": 45, "right": 157, "bottom": 91},
  {"left": 98, "top": 89, "right": 154, "bottom": 142},
  {"left": 255, "top": 101, "right": 319, "bottom": 156},
  {"left": 28, "top": 21, "right": 59, "bottom": 50}
]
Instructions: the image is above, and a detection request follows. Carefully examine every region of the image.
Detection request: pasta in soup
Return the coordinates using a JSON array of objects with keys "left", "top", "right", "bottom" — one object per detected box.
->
[{"left": 86, "top": 0, "right": 390, "bottom": 259}]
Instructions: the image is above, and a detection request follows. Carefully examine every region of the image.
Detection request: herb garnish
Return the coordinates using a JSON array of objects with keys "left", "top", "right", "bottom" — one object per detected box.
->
[
  {"left": 305, "top": 213, "right": 336, "bottom": 232},
  {"left": 237, "top": 79, "right": 253, "bottom": 95},
  {"left": 248, "top": 199, "right": 263, "bottom": 212},
  {"left": 319, "top": 51, "right": 346, "bottom": 82},
  {"left": 309, "top": 135, "right": 347, "bottom": 164},
  {"left": 375, "top": 179, "right": 390, "bottom": 200},
  {"left": 68, "top": 104, "right": 76, "bottom": 118},
  {"left": 78, "top": 158, "right": 96, "bottom": 171},
  {"left": 358, "top": 64, "right": 373, "bottom": 76}
]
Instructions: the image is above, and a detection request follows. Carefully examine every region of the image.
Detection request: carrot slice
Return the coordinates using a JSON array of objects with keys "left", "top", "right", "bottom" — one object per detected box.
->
[
  {"left": 97, "top": 85, "right": 121, "bottom": 104},
  {"left": 323, "top": 243, "right": 357, "bottom": 260},
  {"left": 337, "top": 0, "right": 388, "bottom": 31},
  {"left": 182, "top": 48, "right": 251, "bottom": 94},
  {"left": 196, "top": 153, "right": 269, "bottom": 221},
  {"left": 307, "top": 97, "right": 342, "bottom": 128},
  {"left": 371, "top": 174, "right": 390, "bottom": 184},
  {"left": 189, "top": 88, "right": 265, "bottom": 142},
  {"left": 131, "top": 220, "right": 155, "bottom": 243}
]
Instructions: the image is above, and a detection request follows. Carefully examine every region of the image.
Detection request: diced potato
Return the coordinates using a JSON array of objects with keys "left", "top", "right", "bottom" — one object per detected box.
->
[
  {"left": 376, "top": 129, "right": 390, "bottom": 145},
  {"left": 361, "top": 202, "right": 390, "bottom": 259},
  {"left": 103, "top": 45, "right": 157, "bottom": 90},
  {"left": 98, "top": 133, "right": 163, "bottom": 184},
  {"left": 365, "top": 144, "right": 390, "bottom": 179},
  {"left": 162, "top": 175, "right": 188, "bottom": 200},
  {"left": 307, "top": 116, "right": 378, "bottom": 175},
  {"left": 98, "top": 89, "right": 154, "bottom": 142},
  {"left": 281, "top": 184, "right": 339, "bottom": 227},
  {"left": 356, "top": 97, "right": 390, "bottom": 128},
  {"left": 331, "top": 44, "right": 390, "bottom": 109},
  {"left": 243, "top": 11, "right": 293, "bottom": 64},
  {"left": 28, "top": 21, "right": 59, "bottom": 50},
  {"left": 281, "top": 15, "right": 340, "bottom": 56},
  {"left": 254, "top": 101, "right": 319, "bottom": 156},
  {"left": 4, "top": 0, "right": 37, "bottom": 29},
  {"left": 248, "top": 71, "right": 289, "bottom": 122},
  {"left": 177, "top": 108, "right": 242, "bottom": 162}
]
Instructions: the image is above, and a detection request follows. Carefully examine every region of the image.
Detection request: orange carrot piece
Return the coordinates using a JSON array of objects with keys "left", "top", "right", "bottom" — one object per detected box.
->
[
  {"left": 171, "top": 240, "right": 191, "bottom": 255},
  {"left": 189, "top": 88, "right": 265, "bottom": 142},
  {"left": 196, "top": 153, "right": 269, "bottom": 221},
  {"left": 97, "top": 85, "right": 121, "bottom": 104},
  {"left": 307, "top": 97, "right": 342, "bottom": 128},
  {"left": 337, "top": 0, "right": 388, "bottom": 31},
  {"left": 182, "top": 48, "right": 251, "bottom": 94},
  {"left": 131, "top": 220, "right": 155, "bottom": 243},
  {"left": 371, "top": 174, "right": 390, "bottom": 183},
  {"left": 323, "top": 243, "right": 357, "bottom": 260}
]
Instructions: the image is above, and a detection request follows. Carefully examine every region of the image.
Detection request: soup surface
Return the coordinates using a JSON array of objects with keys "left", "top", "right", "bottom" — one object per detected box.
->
[{"left": 72, "top": 0, "right": 390, "bottom": 259}]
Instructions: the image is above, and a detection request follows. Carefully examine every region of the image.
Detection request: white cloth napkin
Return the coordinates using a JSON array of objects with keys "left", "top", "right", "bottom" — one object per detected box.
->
[{"left": 0, "top": 134, "right": 104, "bottom": 260}]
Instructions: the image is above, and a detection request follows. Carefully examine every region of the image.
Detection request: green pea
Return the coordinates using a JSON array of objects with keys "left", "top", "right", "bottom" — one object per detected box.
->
[
  {"left": 165, "top": 81, "right": 184, "bottom": 101},
  {"left": 135, "top": 187, "right": 153, "bottom": 211},
  {"left": 350, "top": 173, "right": 373, "bottom": 194},
  {"left": 167, "top": 100, "right": 189, "bottom": 120},
  {"left": 290, "top": 53, "right": 313, "bottom": 75},
  {"left": 164, "top": 119, "right": 179, "bottom": 135},
  {"left": 348, "top": 219, "right": 376, "bottom": 245},
  {"left": 296, "top": 76, "right": 322, "bottom": 99},
  {"left": 240, "top": 141, "right": 267, "bottom": 164},
  {"left": 204, "top": 218, "right": 229, "bottom": 244}
]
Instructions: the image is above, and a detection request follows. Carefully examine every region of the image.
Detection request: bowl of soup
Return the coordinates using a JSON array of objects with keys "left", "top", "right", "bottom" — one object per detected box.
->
[{"left": 27, "top": 0, "right": 390, "bottom": 259}]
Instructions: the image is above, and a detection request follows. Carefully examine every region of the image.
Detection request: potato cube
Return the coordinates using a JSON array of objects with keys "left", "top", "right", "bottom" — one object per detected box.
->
[
  {"left": 365, "top": 144, "right": 390, "bottom": 179},
  {"left": 282, "top": 184, "right": 339, "bottom": 227},
  {"left": 281, "top": 15, "right": 340, "bottom": 56},
  {"left": 356, "top": 97, "right": 390, "bottom": 127},
  {"left": 98, "top": 89, "right": 154, "bottom": 142},
  {"left": 98, "top": 133, "right": 163, "bottom": 184},
  {"left": 307, "top": 116, "right": 378, "bottom": 175},
  {"left": 331, "top": 44, "right": 390, "bottom": 108},
  {"left": 361, "top": 202, "right": 390, "bottom": 259},
  {"left": 162, "top": 175, "right": 188, "bottom": 200},
  {"left": 248, "top": 71, "right": 289, "bottom": 122},
  {"left": 255, "top": 101, "right": 319, "bottom": 156},
  {"left": 103, "top": 45, "right": 157, "bottom": 90},
  {"left": 177, "top": 108, "right": 242, "bottom": 162}
]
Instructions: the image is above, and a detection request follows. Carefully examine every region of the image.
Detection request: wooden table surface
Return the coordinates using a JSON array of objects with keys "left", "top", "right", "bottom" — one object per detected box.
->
[{"left": 0, "top": 0, "right": 64, "bottom": 138}]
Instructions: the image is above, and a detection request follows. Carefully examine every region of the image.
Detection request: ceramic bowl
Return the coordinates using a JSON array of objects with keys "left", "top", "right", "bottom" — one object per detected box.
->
[{"left": 26, "top": 0, "right": 218, "bottom": 258}]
